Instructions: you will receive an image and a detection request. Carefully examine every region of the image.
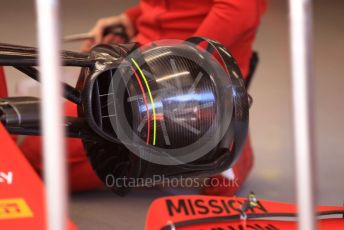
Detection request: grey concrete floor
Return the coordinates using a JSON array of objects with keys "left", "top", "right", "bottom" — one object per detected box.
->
[{"left": 1, "top": 1, "right": 343, "bottom": 229}]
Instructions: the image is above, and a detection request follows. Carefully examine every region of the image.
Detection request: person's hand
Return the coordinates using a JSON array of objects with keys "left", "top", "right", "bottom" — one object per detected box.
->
[{"left": 81, "top": 14, "right": 135, "bottom": 52}]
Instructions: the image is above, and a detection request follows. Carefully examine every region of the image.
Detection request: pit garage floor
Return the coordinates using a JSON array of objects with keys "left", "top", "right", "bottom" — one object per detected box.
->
[{"left": 0, "top": 1, "right": 343, "bottom": 229}]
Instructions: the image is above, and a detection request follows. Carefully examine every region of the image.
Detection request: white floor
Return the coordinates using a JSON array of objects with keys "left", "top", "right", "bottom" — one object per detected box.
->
[{"left": 1, "top": 1, "right": 343, "bottom": 229}]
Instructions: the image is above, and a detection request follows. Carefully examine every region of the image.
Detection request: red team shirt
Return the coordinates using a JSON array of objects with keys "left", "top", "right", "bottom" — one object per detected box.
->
[
  {"left": 17, "top": 0, "right": 267, "bottom": 193},
  {"left": 126, "top": 0, "right": 267, "bottom": 76}
]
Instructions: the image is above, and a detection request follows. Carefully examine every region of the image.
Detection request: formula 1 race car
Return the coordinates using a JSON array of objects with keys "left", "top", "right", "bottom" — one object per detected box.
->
[{"left": 0, "top": 36, "right": 254, "bottom": 195}]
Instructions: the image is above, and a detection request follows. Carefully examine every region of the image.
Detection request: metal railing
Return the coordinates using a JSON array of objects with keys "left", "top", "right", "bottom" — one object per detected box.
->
[
  {"left": 35, "top": 0, "right": 66, "bottom": 229},
  {"left": 289, "top": 0, "right": 317, "bottom": 229}
]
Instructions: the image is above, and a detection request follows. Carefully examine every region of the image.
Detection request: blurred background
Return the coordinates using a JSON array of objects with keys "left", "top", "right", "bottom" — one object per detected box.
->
[{"left": 0, "top": 0, "right": 343, "bottom": 229}]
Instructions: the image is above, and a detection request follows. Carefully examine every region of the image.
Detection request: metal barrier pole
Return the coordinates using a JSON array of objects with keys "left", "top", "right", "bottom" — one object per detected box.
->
[
  {"left": 289, "top": 0, "right": 317, "bottom": 229},
  {"left": 35, "top": 0, "right": 66, "bottom": 229}
]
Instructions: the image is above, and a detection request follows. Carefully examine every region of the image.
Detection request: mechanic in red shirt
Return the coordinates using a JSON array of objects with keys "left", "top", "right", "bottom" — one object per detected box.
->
[{"left": 20, "top": 0, "right": 267, "bottom": 194}]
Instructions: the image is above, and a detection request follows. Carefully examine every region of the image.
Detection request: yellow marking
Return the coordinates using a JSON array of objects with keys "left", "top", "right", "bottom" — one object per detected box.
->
[
  {"left": 0, "top": 198, "right": 33, "bottom": 219},
  {"left": 131, "top": 58, "right": 157, "bottom": 145}
]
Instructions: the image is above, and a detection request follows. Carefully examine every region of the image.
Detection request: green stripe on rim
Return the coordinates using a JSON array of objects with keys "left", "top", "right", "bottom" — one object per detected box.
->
[{"left": 131, "top": 58, "right": 157, "bottom": 146}]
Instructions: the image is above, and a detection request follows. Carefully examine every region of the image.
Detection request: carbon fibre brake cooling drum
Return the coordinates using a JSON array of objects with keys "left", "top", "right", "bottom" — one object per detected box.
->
[
  {"left": 77, "top": 37, "right": 249, "bottom": 194},
  {"left": 109, "top": 40, "right": 236, "bottom": 165}
]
